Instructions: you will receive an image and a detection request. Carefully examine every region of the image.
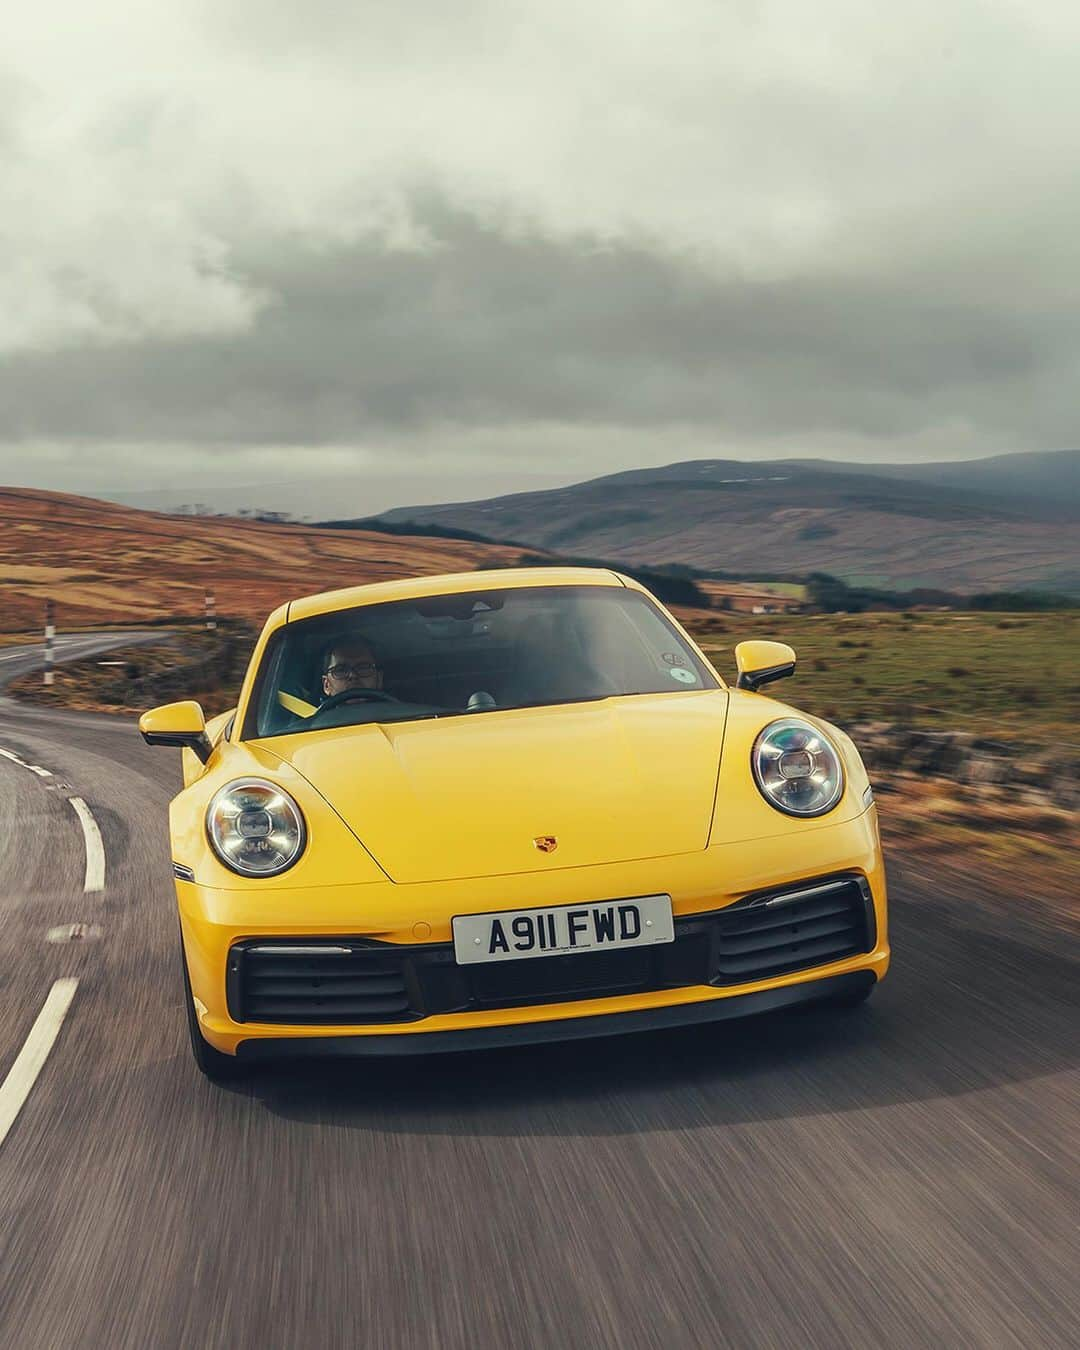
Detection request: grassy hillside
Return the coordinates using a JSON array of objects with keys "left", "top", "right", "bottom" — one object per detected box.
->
[
  {"left": 377, "top": 454, "right": 1080, "bottom": 594},
  {"left": 696, "top": 609, "right": 1080, "bottom": 745},
  {"left": 0, "top": 487, "right": 536, "bottom": 632}
]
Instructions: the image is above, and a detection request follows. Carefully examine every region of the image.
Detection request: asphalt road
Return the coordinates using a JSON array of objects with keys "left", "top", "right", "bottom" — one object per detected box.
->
[
  {"left": 0, "top": 629, "right": 162, "bottom": 684},
  {"left": 0, "top": 637, "right": 1077, "bottom": 1349}
]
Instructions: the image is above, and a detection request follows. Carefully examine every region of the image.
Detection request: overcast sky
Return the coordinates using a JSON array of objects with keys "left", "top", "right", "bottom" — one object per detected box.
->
[{"left": 3, "top": 2, "right": 1078, "bottom": 516}]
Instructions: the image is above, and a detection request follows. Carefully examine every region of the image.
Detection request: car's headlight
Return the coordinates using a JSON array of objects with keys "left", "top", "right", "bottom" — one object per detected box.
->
[
  {"left": 206, "top": 778, "right": 306, "bottom": 876},
  {"left": 751, "top": 718, "right": 844, "bottom": 817}
]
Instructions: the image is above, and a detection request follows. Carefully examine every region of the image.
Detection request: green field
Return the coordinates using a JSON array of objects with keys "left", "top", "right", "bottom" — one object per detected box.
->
[{"left": 694, "top": 610, "right": 1080, "bottom": 744}]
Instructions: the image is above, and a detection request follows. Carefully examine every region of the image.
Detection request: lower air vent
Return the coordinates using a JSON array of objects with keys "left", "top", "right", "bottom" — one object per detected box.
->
[
  {"left": 229, "top": 943, "right": 415, "bottom": 1025},
  {"left": 710, "top": 878, "right": 872, "bottom": 986}
]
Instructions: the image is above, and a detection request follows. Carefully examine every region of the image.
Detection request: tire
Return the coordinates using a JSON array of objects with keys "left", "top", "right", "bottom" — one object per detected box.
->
[{"left": 180, "top": 935, "right": 244, "bottom": 1081}]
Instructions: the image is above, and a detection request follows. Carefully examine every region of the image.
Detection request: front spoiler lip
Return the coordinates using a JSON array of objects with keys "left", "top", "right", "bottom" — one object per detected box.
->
[{"left": 234, "top": 970, "right": 876, "bottom": 1060}]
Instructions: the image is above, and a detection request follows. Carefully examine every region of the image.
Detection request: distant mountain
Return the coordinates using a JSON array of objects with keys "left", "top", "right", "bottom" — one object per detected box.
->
[
  {"left": 782, "top": 449, "right": 1080, "bottom": 509},
  {"left": 376, "top": 451, "right": 1080, "bottom": 594}
]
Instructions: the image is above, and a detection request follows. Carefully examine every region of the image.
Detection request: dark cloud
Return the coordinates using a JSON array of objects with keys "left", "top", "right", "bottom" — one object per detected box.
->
[
  {"left": 3, "top": 197, "right": 1079, "bottom": 455},
  {"left": 5, "top": 2, "right": 1079, "bottom": 504}
]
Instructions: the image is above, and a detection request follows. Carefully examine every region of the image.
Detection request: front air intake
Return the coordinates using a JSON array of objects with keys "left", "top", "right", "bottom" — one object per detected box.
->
[
  {"left": 228, "top": 943, "right": 415, "bottom": 1025},
  {"left": 709, "top": 877, "right": 874, "bottom": 986}
]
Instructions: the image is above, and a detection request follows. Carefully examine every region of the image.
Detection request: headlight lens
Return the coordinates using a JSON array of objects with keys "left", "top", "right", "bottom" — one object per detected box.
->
[
  {"left": 751, "top": 718, "right": 844, "bottom": 817},
  {"left": 206, "top": 778, "right": 306, "bottom": 876}
]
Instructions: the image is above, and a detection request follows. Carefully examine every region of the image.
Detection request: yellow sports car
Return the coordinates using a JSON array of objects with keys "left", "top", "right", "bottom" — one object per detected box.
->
[{"left": 140, "top": 567, "right": 888, "bottom": 1078}]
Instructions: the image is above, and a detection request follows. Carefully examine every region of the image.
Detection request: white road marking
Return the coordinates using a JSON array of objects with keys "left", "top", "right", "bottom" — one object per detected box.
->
[
  {"left": 68, "top": 797, "right": 106, "bottom": 893},
  {"left": 46, "top": 924, "right": 102, "bottom": 944},
  {"left": 0, "top": 748, "right": 106, "bottom": 892},
  {"left": 0, "top": 747, "right": 51, "bottom": 777},
  {"left": 0, "top": 979, "right": 79, "bottom": 1150}
]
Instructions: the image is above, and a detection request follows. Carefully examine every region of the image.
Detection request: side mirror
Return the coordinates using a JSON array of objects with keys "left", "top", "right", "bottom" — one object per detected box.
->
[
  {"left": 139, "top": 700, "right": 212, "bottom": 763},
  {"left": 734, "top": 640, "right": 796, "bottom": 692}
]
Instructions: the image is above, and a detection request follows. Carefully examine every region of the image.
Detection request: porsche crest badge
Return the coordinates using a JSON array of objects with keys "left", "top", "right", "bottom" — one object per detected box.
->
[{"left": 532, "top": 835, "right": 558, "bottom": 853}]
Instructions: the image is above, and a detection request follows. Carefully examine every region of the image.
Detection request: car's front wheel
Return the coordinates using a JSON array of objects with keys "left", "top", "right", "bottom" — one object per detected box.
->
[{"left": 180, "top": 935, "right": 244, "bottom": 1081}]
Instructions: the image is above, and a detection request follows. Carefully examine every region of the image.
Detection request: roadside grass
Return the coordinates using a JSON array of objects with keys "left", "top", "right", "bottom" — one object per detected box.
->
[{"left": 694, "top": 609, "right": 1080, "bottom": 746}]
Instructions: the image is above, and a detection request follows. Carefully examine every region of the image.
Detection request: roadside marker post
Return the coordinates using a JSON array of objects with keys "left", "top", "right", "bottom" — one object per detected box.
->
[
  {"left": 43, "top": 601, "right": 55, "bottom": 687},
  {"left": 205, "top": 589, "right": 216, "bottom": 631}
]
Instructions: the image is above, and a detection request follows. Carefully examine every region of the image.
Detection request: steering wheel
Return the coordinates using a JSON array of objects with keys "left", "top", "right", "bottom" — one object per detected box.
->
[{"left": 312, "top": 688, "right": 400, "bottom": 721}]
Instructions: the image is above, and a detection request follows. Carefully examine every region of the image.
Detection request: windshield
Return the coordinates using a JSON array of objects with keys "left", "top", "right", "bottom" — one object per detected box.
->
[{"left": 246, "top": 584, "right": 718, "bottom": 738}]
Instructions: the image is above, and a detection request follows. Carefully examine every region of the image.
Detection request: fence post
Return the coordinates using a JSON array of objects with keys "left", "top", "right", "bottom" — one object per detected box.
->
[
  {"left": 205, "top": 589, "right": 216, "bottom": 631},
  {"left": 44, "top": 600, "right": 55, "bottom": 686}
]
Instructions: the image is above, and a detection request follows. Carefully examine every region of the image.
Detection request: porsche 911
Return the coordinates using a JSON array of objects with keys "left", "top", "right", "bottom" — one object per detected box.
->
[{"left": 139, "top": 567, "right": 888, "bottom": 1078}]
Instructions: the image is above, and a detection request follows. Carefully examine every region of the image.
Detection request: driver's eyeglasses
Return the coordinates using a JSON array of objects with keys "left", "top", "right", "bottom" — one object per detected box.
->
[{"left": 327, "top": 662, "right": 378, "bottom": 679}]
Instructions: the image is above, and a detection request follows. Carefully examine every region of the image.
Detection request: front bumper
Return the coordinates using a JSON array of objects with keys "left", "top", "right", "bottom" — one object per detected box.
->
[
  {"left": 179, "top": 806, "right": 889, "bottom": 1057},
  {"left": 236, "top": 971, "right": 877, "bottom": 1058}
]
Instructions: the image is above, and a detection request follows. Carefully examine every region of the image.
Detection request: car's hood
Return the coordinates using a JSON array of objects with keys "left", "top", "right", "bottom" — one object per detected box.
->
[{"left": 258, "top": 691, "right": 729, "bottom": 883}]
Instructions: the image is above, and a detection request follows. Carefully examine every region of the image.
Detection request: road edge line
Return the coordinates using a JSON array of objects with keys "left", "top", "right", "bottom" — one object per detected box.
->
[
  {"left": 0, "top": 747, "right": 51, "bottom": 776},
  {"left": 0, "top": 979, "right": 79, "bottom": 1150},
  {"left": 68, "top": 797, "right": 106, "bottom": 893}
]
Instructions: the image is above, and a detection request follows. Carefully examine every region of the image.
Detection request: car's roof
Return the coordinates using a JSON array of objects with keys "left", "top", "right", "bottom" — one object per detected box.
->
[{"left": 285, "top": 566, "right": 634, "bottom": 624}]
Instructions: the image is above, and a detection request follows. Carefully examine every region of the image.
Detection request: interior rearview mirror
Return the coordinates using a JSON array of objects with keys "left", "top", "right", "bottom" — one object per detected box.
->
[
  {"left": 734, "top": 640, "right": 796, "bottom": 692},
  {"left": 139, "top": 700, "right": 212, "bottom": 763}
]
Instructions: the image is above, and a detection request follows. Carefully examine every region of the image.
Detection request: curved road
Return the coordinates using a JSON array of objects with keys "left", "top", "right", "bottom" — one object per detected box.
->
[{"left": 0, "top": 638, "right": 1077, "bottom": 1348}]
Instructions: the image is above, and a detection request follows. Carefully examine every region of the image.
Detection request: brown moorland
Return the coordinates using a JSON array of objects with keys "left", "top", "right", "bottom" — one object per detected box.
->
[{"left": 0, "top": 486, "right": 541, "bottom": 632}]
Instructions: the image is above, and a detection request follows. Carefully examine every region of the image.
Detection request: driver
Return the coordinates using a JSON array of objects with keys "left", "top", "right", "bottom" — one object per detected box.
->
[{"left": 321, "top": 637, "right": 383, "bottom": 701}]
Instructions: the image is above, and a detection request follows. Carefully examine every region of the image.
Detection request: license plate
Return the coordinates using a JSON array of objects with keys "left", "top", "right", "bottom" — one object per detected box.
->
[{"left": 452, "top": 895, "right": 675, "bottom": 965}]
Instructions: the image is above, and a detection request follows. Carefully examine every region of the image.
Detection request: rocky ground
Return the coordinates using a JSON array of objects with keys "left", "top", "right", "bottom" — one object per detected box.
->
[{"left": 851, "top": 722, "right": 1078, "bottom": 915}]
